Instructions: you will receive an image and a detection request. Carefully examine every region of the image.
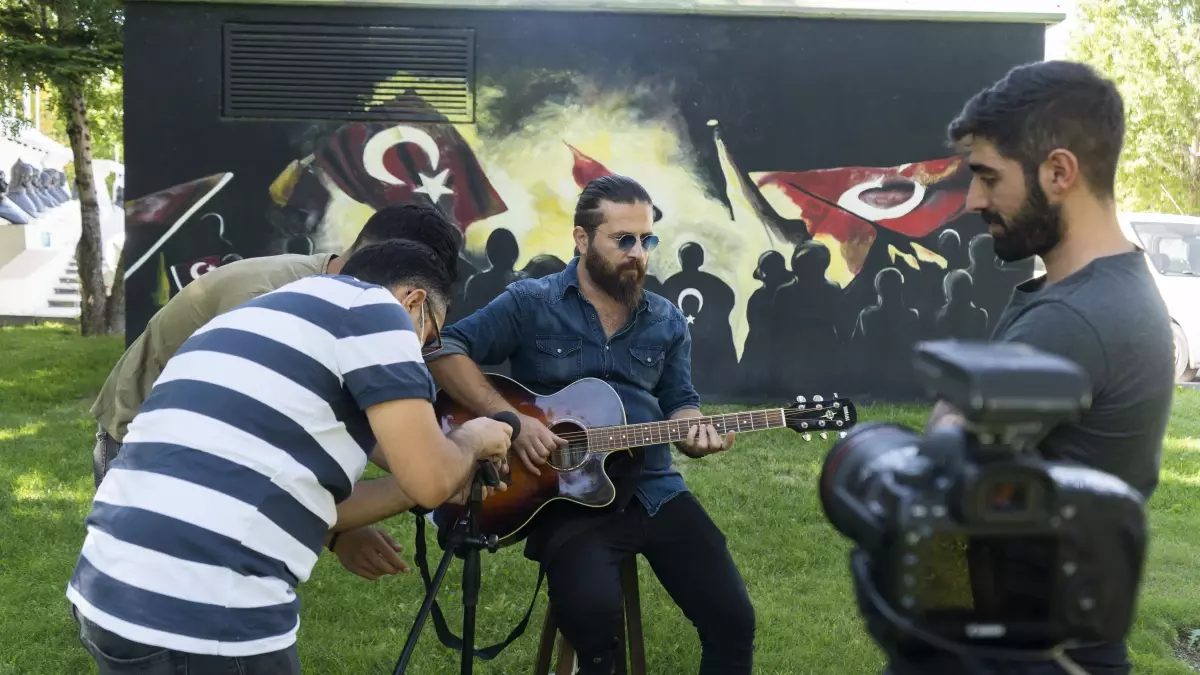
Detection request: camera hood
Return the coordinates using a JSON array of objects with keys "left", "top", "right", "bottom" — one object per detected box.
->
[{"left": 912, "top": 340, "right": 1092, "bottom": 433}]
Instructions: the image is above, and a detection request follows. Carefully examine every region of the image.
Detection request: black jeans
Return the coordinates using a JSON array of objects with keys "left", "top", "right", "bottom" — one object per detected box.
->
[
  {"left": 92, "top": 424, "right": 122, "bottom": 488},
  {"left": 73, "top": 605, "right": 301, "bottom": 675},
  {"left": 545, "top": 492, "right": 755, "bottom": 675}
]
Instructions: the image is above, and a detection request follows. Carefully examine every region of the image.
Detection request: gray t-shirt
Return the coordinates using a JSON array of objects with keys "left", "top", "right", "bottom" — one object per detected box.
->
[{"left": 992, "top": 249, "right": 1175, "bottom": 499}]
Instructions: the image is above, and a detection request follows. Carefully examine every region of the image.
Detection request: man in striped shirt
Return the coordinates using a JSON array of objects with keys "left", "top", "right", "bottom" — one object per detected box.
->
[
  {"left": 90, "top": 202, "right": 463, "bottom": 582},
  {"left": 67, "top": 240, "right": 513, "bottom": 675}
]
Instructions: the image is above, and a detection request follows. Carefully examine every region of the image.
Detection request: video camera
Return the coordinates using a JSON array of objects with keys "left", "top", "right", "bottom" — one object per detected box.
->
[{"left": 819, "top": 340, "right": 1148, "bottom": 668}]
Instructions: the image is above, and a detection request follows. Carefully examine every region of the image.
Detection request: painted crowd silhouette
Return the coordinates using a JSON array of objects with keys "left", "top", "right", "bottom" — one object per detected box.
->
[{"left": 444, "top": 226, "right": 1033, "bottom": 402}]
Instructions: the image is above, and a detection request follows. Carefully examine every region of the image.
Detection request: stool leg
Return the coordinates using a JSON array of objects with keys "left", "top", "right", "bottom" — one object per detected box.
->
[
  {"left": 534, "top": 607, "right": 558, "bottom": 675},
  {"left": 555, "top": 638, "right": 575, "bottom": 675},
  {"left": 620, "top": 558, "right": 646, "bottom": 675}
]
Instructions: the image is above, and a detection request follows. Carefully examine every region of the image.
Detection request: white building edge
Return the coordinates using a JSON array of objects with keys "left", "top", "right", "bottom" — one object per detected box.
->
[{"left": 152, "top": 0, "right": 1068, "bottom": 23}]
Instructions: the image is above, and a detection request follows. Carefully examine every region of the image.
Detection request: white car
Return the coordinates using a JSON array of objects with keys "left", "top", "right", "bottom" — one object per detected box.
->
[{"left": 1119, "top": 211, "right": 1200, "bottom": 383}]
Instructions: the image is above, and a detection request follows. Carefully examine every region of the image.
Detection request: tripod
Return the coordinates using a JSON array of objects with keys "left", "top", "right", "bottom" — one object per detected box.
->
[{"left": 393, "top": 420, "right": 515, "bottom": 674}]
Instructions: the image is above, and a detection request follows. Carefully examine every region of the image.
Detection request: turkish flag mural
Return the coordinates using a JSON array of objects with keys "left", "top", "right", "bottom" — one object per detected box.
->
[
  {"left": 748, "top": 157, "right": 970, "bottom": 276},
  {"left": 313, "top": 120, "right": 508, "bottom": 231},
  {"left": 566, "top": 142, "right": 613, "bottom": 190},
  {"left": 168, "top": 255, "right": 221, "bottom": 292},
  {"left": 751, "top": 157, "right": 968, "bottom": 240},
  {"left": 122, "top": 66, "right": 1035, "bottom": 405}
]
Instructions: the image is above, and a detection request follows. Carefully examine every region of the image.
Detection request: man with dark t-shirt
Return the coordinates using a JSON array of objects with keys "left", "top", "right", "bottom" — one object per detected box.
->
[{"left": 873, "top": 61, "right": 1175, "bottom": 675}]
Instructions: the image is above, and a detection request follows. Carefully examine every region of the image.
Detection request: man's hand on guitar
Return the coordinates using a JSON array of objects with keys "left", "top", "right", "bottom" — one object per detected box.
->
[
  {"left": 513, "top": 413, "right": 568, "bottom": 477},
  {"left": 679, "top": 422, "right": 735, "bottom": 457}
]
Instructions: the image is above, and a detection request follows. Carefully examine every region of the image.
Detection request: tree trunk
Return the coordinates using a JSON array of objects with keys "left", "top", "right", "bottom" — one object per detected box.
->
[
  {"left": 62, "top": 83, "right": 106, "bottom": 336},
  {"left": 105, "top": 249, "right": 125, "bottom": 336}
]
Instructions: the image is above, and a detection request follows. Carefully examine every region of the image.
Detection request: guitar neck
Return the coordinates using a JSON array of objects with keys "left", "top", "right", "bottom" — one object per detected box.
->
[{"left": 587, "top": 409, "right": 787, "bottom": 452}]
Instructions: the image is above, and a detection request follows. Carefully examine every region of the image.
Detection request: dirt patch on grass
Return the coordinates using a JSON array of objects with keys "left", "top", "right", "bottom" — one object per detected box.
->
[{"left": 1174, "top": 627, "right": 1200, "bottom": 672}]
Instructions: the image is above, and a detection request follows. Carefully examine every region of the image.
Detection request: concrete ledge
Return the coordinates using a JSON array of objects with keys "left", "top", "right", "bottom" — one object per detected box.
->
[{"left": 0, "top": 313, "right": 78, "bottom": 327}]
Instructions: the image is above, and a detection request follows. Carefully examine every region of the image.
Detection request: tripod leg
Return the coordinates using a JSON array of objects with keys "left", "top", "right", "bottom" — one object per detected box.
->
[
  {"left": 460, "top": 540, "right": 482, "bottom": 674},
  {"left": 394, "top": 540, "right": 459, "bottom": 675}
]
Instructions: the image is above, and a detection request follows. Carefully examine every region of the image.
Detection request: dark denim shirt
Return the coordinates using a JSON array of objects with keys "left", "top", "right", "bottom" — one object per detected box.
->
[{"left": 433, "top": 257, "right": 699, "bottom": 516}]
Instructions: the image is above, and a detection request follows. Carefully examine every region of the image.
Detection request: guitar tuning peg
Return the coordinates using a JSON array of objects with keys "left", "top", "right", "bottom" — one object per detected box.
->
[
  {"left": 839, "top": 431, "right": 848, "bottom": 438},
  {"left": 820, "top": 432, "right": 828, "bottom": 440},
  {"left": 833, "top": 393, "right": 839, "bottom": 399},
  {"left": 813, "top": 395, "right": 823, "bottom": 402},
  {"left": 795, "top": 395, "right": 806, "bottom": 404},
  {"left": 802, "top": 432, "right": 812, "bottom": 442}
]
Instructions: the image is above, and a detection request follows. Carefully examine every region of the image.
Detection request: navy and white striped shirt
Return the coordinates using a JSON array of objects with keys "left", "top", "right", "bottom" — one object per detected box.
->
[{"left": 67, "top": 274, "right": 436, "bottom": 656}]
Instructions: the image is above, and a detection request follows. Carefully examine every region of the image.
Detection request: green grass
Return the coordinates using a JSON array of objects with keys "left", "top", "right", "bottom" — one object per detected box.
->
[{"left": 0, "top": 322, "right": 1197, "bottom": 674}]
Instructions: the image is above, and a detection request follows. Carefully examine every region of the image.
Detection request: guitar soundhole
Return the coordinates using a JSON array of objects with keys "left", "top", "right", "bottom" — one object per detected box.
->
[{"left": 547, "top": 421, "right": 589, "bottom": 472}]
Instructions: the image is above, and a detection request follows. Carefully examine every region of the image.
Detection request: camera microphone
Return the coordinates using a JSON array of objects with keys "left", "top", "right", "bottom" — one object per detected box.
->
[{"left": 490, "top": 411, "right": 521, "bottom": 441}]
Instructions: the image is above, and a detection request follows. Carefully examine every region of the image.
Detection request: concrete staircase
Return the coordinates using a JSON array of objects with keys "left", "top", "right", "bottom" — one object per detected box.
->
[
  {"left": 0, "top": 201, "right": 124, "bottom": 325},
  {"left": 43, "top": 257, "right": 82, "bottom": 318}
]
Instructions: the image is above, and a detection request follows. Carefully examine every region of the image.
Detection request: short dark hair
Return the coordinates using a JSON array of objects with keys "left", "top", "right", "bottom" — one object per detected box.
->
[
  {"left": 947, "top": 60, "right": 1125, "bottom": 199},
  {"left": 574, "top": 174, "right": 663, "bottom": 236},
  {"left": 339, "top": 239, "right": 452, "bottom": 313},
  {"left": 352, "top": 203, "right": 461, "bottom": 282}
]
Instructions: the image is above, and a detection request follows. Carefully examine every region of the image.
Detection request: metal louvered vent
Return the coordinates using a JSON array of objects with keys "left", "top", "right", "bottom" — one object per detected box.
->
[{"left": 223, "top": 23, "right": 475, "bottom": 122}]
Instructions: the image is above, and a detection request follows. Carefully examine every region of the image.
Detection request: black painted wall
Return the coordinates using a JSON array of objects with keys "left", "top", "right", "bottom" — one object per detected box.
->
[{"left": 123, "top": 1, "right": 1045, "bottom": 402}]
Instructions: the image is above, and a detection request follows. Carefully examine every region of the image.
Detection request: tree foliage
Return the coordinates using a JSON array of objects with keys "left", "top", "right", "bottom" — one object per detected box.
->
[
  {"left": 45, "top": 74, "right": 124, "bottom": 162},
  {"left": 0, "top": 0, "right": 125, "bottom": 336},
  {"left": 1068, "top": 0, "right": 1200, "bottom": 215},
  {"left": 0, "top": 0, "right": 123, "bottom": 153}
]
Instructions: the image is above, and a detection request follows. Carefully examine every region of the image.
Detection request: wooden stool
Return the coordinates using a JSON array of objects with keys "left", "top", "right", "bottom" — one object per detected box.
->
[{"left": 534, "top": 556, "right": 646, "bottom": 675}]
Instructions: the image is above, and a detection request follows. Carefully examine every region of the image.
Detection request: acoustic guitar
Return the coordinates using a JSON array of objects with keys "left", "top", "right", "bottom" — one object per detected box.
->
[{"left": 432, "top": 373, "right": 859, "bottom": 548}]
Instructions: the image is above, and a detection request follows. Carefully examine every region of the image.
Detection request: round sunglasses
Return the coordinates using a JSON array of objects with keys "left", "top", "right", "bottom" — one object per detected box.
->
[{"left": 609, "top": 233, "right": 660, "bottom": 252}]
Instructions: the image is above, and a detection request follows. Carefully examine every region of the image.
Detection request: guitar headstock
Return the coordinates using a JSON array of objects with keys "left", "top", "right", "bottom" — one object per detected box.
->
[{"left": 783, "top": 393, "right": 858, "bottom": 442}]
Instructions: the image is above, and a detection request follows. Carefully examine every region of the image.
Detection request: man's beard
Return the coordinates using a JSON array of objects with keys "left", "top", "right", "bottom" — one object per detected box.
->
[
  {"left": 584, "top": 243, "right": 646, "bottom": 310},
  {"left": 981, "top": 175, "right": 1064, "bottom": 263}
]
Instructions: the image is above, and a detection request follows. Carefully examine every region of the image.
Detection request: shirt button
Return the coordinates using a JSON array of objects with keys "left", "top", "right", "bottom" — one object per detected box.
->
[{"left": 557, "top": 348, "right": 562, "bottom": 353}]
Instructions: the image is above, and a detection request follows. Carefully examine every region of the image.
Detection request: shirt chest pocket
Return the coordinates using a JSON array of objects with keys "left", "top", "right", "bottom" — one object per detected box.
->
[
  {"left": 627, "top": 344, "right": 665, "bottom": 391},
  {"left": 535, "top": 335, "right": 583, "bottom": 386}
]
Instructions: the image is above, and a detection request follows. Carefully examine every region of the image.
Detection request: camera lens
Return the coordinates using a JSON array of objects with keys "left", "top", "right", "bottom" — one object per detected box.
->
[{"left": 819, "top": 422, "right": 922, "bottom": 549}]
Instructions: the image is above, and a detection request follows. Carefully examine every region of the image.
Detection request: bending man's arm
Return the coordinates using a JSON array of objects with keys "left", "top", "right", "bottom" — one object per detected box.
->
[
  {"left": 426, "top": 287, "right": 528, "bottom": 417},
  {"left": 427, "top": 286, "right": 568, "bottom": 475},
  {"left": 336, "top": 287, "right": 512, "bottom": 510},
  {"left": 329, "top": 476, "right": 418, "bottom": 533}
]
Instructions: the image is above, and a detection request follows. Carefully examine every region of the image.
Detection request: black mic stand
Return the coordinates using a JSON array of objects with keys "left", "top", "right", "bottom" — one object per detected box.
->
[{"left": 393, "top": 459, "right": 502, "bottom": 675}]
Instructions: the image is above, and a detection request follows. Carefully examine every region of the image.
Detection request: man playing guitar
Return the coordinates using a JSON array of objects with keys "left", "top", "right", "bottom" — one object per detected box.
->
[{"left": 427, "top": 175, "right": 755, "bottom": 674}]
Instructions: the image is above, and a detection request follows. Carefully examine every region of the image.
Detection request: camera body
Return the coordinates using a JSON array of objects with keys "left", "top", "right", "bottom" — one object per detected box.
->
[{"left": 820, "top": 340, "right": 1148, "bottom": 658}]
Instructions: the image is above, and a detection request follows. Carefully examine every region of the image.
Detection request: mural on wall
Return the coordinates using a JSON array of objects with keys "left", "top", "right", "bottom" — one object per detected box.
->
[{"left": 125, "top": 69, "right": 1034, "bottom": 401}]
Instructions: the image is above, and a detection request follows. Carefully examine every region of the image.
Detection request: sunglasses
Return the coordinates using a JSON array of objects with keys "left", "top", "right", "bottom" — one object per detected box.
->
[
  {"left": 609, "top": 233, "right": 660, "bottom": 252},
  {"left": 419, "top": 299, "right": 442, "bottom": 357}
]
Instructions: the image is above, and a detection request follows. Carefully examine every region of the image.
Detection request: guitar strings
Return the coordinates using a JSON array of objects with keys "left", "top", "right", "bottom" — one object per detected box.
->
[
  {"left": 543, "top": 406, "right": 846, "bottom": 465},
  {"left": 534, "top": 406, "right": 847, "bottom": 445}
]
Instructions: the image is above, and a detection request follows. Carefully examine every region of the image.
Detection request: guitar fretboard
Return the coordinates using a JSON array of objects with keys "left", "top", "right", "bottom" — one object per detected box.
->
[{"left": 585, "top": 409, "right": 786, "bottom": 452}]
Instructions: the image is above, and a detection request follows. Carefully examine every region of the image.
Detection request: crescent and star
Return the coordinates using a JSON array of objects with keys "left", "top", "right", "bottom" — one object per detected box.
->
[
  {"left": 361, "top": 125, "right": 456, "bottom": 202},
  {"left": 677, "top": 288, "right": 703, "bottom": 324}
]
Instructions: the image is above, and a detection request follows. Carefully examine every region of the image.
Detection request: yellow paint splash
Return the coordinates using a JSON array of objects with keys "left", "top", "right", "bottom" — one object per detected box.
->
[{"left": 308, "top": 79, "right": 811, "bottom": 360}]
